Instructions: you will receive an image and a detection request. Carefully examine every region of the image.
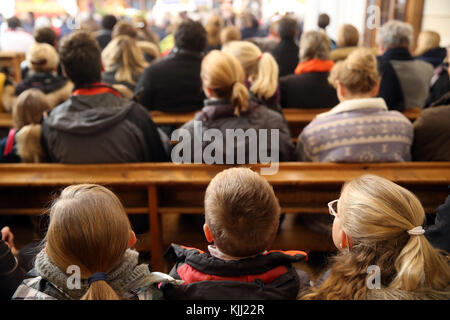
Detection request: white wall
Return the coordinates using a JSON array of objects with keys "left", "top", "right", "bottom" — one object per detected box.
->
[
  {"left": 422, "top": 0, "right": 450, "bottom": 47},
  {"left": 303, "top": 0, "right": 366, "bottom": 43}
]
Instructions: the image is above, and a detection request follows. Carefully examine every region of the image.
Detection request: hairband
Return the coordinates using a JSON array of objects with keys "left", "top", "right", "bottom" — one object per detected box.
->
[
  {"left": 258, "top": 54, "right": 263, "bottom": 60},
  {"left": 407, "top": 226, "right": 425, "bottom": 236},
  {"left": 88, "top": 272, "right": 108, "bottom": 285}
]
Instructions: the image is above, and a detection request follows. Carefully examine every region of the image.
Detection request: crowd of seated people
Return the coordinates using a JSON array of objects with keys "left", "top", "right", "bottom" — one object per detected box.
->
[{"left": 0, "top": 10, "right": 449, "bottom": 301}]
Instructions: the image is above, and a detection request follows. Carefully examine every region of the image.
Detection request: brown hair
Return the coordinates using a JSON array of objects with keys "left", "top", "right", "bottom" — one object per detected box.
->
[
  {"left": 204, "top": 168, "right": 280, "bottom": 257},
  {"left": 201, "top": 50, "right": 249, "bottom": 116},
  {"left": 34, "top": 26, "right": 57, "bottom": 47},
  {"left": 301, "top": 175, "right": 450, "bottom": 300},
  {"left": 112, "top": 21, "right": 138, "bottom": 39},
  {"left": 328, "top": 48, "right": 380, "bottom": 94},
  {"left": 59, "top": 31, "right": 102, "bottom": 86},
  {"left": 46, "top": 184, "right": 133, "bottom": 300},
  {"left": 220, "top": 26, "right": 241, "bottom": 45},
  {"left": 337, "top": 24, "right": 359, "bottom": 47},
  {"left": 206, "top": 14, "right": 223, "bottom": 48}
]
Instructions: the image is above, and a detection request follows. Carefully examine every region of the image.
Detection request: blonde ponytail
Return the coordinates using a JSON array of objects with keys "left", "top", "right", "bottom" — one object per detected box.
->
[
  {"left": 15, "top": 124, "right": 45, "bottom": 163},
  {"left": 201, "top": 50, "right": 249, "bottom": 116},
  {"left": 81, "top": 280, "right": 120, "bottom": 300},
  {"left": 222, "top": 41, "right": 278, "bottom": 101},
  {"left": 250, "top": 52, "right": 278, "bottom": 100}
]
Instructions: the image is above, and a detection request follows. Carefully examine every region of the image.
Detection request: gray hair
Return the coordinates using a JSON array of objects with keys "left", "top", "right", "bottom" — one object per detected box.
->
[
  {"left": 299, "top": 30, "right": 331, "bottom": 62},
  {"left": 377, "top": 20, "right": 413, "bottom": 49}
]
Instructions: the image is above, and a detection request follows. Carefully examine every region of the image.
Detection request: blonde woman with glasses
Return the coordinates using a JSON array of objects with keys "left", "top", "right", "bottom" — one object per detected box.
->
[{"left": 300, "top": 174, "right": 450, "bottom": 300}]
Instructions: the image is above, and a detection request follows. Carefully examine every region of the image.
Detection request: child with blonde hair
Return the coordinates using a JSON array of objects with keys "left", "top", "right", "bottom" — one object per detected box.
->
[
  {"left": 0, "top": 89, "right": 49, "bottom": 163},
  {"left": 222, "top": 40, "right": 281, "bottom": 112},
  {"left": 162, "top": 168, "right": 309, "bottom": 300},
  {"left": 301, "top": 175, "right": 450, "bottom": 300},
  {"left": 12, "top": 184, "right": 178, "bottom": 300}
]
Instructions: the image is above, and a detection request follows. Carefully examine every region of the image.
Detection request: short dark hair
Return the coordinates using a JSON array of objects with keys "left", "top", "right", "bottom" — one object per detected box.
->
[
  {"left": 174, "top": 19, "right": 207, "bottom": 53},
  {"left": 277, "top": 17, "right": 298, "bottom": 40},
  {"left": 318, "top": 13, "right": 330, "bottom": 29},
  {"left": 59, "top": 31, "right": 102, "bottom": 86},
  {"left": 102, "top": 14, "right": 117, "bottom": 31},
  {"left": 7, "top": 17, "right": 21, "bottom": 30},
  {"left": 34, "top": 27, "right": 58, "bottom": 46}
]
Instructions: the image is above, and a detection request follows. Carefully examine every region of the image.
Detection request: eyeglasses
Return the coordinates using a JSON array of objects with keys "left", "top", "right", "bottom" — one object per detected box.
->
[{"left": 328, "top": 199, "right": 339, "bottom": 217}]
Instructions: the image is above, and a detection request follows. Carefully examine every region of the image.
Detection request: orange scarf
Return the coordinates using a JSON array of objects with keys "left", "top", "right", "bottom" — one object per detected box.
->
[{"left": 294, "top": 59, "right": 335, "bottom": 75}]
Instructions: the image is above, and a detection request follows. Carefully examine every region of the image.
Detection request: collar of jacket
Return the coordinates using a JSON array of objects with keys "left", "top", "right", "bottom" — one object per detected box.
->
[
  {"left": 72, "top": 82, "right": 121, "bottom": 98},
  {"left": 294, "top": 58, "right": 334, "bottom": 75},
  {"left": 198, "top": 98, "right": 260, "bottom": 122},
  {"left": 165, "top": 244, "right": 307, "bottom": 277},
  {"left": 170, "top": 47, "right": 204, "bottom": 59},
  {"left": 416, "top": 47, "right": 447, "bottom": 68},
  {"left": 380, "top": 47, "right": 413, "bottom": 62},
  {"left": 33, "top": 248, "right": 152, "bottom": 299},
  {"left": 317, "top": 97, "right": 388, "bottom": 118}
]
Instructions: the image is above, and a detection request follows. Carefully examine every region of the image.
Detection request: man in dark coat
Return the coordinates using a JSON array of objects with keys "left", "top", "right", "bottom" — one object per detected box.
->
[
  {"left": 135, "top": 19, "right": 206, "bottom": 113},
  {"left": 271, "top": 16, "right": 300, "bottom": 78}
]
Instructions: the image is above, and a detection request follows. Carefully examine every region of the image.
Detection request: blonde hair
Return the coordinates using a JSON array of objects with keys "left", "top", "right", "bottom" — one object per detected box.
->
[
  {"left": 220, "top": 26, "right": 241, "bottom": 45},
  {"left": 222, "top": 41, "right": 278, "bottom": 100},
  {"left": 204, "top": 168, "right": 280, "bottom": 257},
  {"left": 12, "top": 89, "right": 49, "bottom": 163},
  {"left": 102, "top": 35, "right": 149, "bottom": 85},
  {"left": 201, "top": 50, "right": 249, "bottom": 116},
  {"left": 206, "top": 14, "right": 223, "bottom": 48},
  {"left": 46, "top": 184, "right": 132, "bottom": 300},
  {"left": 415, "top": 30, "right": 441, "bottom": 57},
  {"left": 302, "top": 175, "right": 450, "bottom": 300},
  {"left": 328, "top": 48, "right": 380, "bottom": 94},
  {"left": 299, "top": 30, "right": 331, "bottom": 62},
  {"left": 27, "top": 42, "right": 59, "bottom": 72},
  {"left": 337, "top": 24, "right": 359, "bottom": 47}
]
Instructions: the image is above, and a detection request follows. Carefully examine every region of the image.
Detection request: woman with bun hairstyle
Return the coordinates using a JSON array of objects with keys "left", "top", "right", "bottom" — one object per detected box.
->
[
  {"left": 296, "top": 48, "right": 413, "bottom": 162},
  {"left": 301, "top": 174, "right": 450, "bottom": 300},
  {"left": 179, "top": 50, "right": 294, "bottom": 163},
  {"left": 12, "top": 184, "right": 178, "bottom": 300},
  {"left": 222, "top": 40, "right": 282, "bottom": 113}
]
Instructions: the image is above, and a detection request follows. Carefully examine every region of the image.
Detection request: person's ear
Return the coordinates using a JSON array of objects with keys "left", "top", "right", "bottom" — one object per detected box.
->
[
  {"left": 336, "top": 81, "right": 346, "bottom": 101},
  {"left": 340, "top": 230, "right": 352, "bottom": 250},
  {"left": 128, "top": 231, "right": 137, "bottom": 248},
  {"left": 45, "top": 245, "right": 48, "bottom": 254},
  {"left": 371, "top": 80, "right": 380, "bottom": 97},
  {"left": 203, "top": 224, "right": 214, "bottom": 243}
]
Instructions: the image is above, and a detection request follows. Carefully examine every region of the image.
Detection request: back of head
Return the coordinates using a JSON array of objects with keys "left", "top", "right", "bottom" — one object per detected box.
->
[
  {"left": 339, "top": 175, "right": 450, "bottom": 292},
  {"left": 12, "top": 89, "right": 50, "bottom": 130},
  {"left": 27, "top": 42, "right": 59, "bottom": 72},
  {"left": 201, "top": 50, "right": 249, "bottom": 115},
  {"left": 204, "top": 168, "right": 280, "bottom": 257},
  {"left": 46, "top": 184, "right": 132, "bottom": 300},
  {"left": 337, "top": 24, "right": 359, "bottom": 47},
  {"left": 206, "top": 14, "right": 223, "bottom": 47},
  {"left": 112, "top": 20, "right": 138, "bottom": 39},
  {"left": 102, "top": 14, "right": 117, "bottom": 31},
  {"left": 174, "top": 19, "right": 207, "bottom": 53},
  {"left": 102, "top": 35, "right": 148, "bottom": 85},
  {"left": 7, "top": 16, "right": 21, "bottom": 30},
  {"left": 222, "top": 40, "right": 278, "bottom": 100},
  {"left": 277, "top": 16, "right": 298, "bottom": 40},
  {"left": 328, "top": 48, "right": 379, "bottom": 94},
  {"left": 220, "top": 26, "right": 242, "bottom": 45},
  {"left": 415, "top": 30, "right": 441, "bottom": 56},
  {"left": 34, "top": 27, "right": 58, "bottom": 47},
  {"left": 317, "top": 13, "right": 330, "bottom": 29},
  {"left": 299, "top": 30, "right": 331, "bottom": 62},
  {"left": 59, "top": 31, "right": 102, "bottom": 86},
  {"left": 377, "top": 20, "right": 413, "bottom": 50}
]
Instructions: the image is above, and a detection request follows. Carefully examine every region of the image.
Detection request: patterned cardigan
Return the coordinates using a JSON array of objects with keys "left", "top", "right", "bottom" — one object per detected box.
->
[{"left": 295, "top": 98, "right": 413, "bottom": 162}]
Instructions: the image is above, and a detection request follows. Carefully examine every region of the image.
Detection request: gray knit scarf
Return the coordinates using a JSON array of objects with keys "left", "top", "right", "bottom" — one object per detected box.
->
[{"left": 34, "top": 248, "right": 152, "bottom": 300}]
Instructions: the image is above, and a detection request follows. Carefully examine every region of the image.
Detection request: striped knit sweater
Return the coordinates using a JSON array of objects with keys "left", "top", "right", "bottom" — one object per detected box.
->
[{"left": 295, "top": 98, "right": 413, "bottom": 162}]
